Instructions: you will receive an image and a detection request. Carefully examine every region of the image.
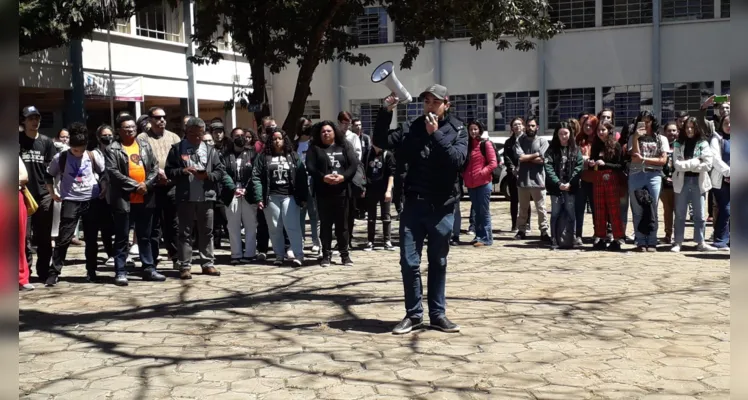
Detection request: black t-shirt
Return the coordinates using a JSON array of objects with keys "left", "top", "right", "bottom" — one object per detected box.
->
[
  {"left": 684, "top": 139, "right": 699, "bottom": 177},
  {"left": 19, "top": 132, "right": 56, "bottom": 201},
  {"left": 267, "top": 155, "right": 291, "bottom": 196},
  {"left": 366, "top": 150, "right": 392, "bottom": 190},
  {"left": 320, "top": 144, "right": 348, "bottom": 197},
  {"left": 558, "top": 146, "right": 569, "bottom": 183}
]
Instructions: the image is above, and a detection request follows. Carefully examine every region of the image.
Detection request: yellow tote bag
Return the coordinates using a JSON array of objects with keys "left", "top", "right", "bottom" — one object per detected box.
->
[{"left": 22, "top": 187, "right": 38, "bottom": 216}]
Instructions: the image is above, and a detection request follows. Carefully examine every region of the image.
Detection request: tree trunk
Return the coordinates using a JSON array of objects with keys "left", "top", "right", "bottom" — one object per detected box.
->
[
  {"left": 281, "top": 0, "right": 346, "bottom": 140},
  {"left": 249, "top": 59, "right": 267, "bottom": 130}
]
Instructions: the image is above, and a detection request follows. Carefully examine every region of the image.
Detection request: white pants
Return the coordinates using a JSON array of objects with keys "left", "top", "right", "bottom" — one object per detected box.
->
[{"left": 226, "top": 196, "right": 259, "bottom": 259}]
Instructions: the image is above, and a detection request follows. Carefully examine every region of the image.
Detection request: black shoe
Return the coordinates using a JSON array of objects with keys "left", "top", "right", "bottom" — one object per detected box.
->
[
  {"left": 574, "top": 237, "right": 584, "bottom": 247},
  {"left": 320, "top": 257, "right": 331, "bottom": 268},
  {"left": 86, "top": 272, "right": 100, "bottom": 283},
  {"left": 550, "top": 240, "right": 559, "bottom": 250},
  {"left": 608, "top": 240, "right": 623, "bottom": 252},
  {"left": 593, "top": 240, "right": 608, "bottom": 250},
  {"left": 540, "top": 232, "right": 552, "bottom": 243},
  {"left": 430, "top": 316, "right": 460, "bottom": 333},
  {"left": 514, "top": 231, "right": 526, "bottom": 240},
  {"left": 142, "top": 270, "right": 166, "bottom": 282},
  {"left": 450, "top": 239, "right": 459, "bottom": 246},
  {"left": 45, "top": 275, "right": 59, "bottom": 287},
  {"left": 392, "top": 316, "right": 424, "bottom": 335},
  {"left": 342, "top": 256, "right": 354, "bottom": 266}
]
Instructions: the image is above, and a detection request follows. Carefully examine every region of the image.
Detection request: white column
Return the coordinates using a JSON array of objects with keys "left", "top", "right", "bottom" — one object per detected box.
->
[
  {"left": 714, "top": 0, "right": 721, "bottom": 18},
  {"left": 595, "top": 86, "right": 603, "bottom": 113},
  {"left": 184, "top": 0, "right": 198, "bottom": 116},
  {"left": 134, "top": 101, "right": 142, "bottom": 118},
  {"left": 129, "top": 15, "right": 136, "bottom": 35},
  {"left": 595, "top": 0, "right": 603, "bottom": 27},
  {"left": 485, "top": 92, "right": 495, "bottom": 133},
  {"left": 387, "top": 14, "right": 395, "bottom": 43}
]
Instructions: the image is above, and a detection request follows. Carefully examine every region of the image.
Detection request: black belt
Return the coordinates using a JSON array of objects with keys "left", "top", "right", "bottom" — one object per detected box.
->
[{"left": 643, "top": 167, "right": 660, "bottom": 173}]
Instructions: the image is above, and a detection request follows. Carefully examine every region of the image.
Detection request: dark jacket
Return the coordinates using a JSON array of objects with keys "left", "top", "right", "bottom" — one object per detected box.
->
[
  {"left": 372, "top": 108, "right": 468, "bottom": 207},
  {"left": 590, "top": 141, "right": 625, "bottom": 172},
  {"left": 364, "top": 148, "right": 396, "bottom": 191},
  {"left": 250, "top": 152, "right": 309, "bottom": 206},
  {"left": 544, "top": 146, "right": 584, "bottom": 196},
  {"left": 223, "top": 147, "right": 260, "bottom": 204},
  {"left": 164, "top": 140, "right": 225, "bottom": 203},
  {"left": 503, "top": 133, "right": 520, "bottom": 172},
  {"left": 104, "top": 138, "right": 159, "bottom": 212},
  {"left": 305, "top": 142, "right": 359, "bottom": 198}
]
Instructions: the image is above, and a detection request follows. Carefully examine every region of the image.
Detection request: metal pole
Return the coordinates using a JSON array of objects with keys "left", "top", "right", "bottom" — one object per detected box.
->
[
  {"left": 652, "top": 0, "right": 662, "bottom": 120},
  {"left": 107, "top": 27, "right": 115, "bottom": 126}
]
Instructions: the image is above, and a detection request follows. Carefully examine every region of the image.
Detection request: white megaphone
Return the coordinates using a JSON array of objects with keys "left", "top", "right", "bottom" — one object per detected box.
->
[{"left": 371, "top": 61, "right": 413, "bottom": 104}]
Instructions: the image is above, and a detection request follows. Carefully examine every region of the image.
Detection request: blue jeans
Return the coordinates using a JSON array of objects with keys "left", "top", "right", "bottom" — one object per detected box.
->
[
  {"left": 468, "top": 183, "right": 493, "bottom": 245},
  {"left": 400, "top": 197, "right": 454, "bottom": 320},
  {"left": 113, "top": 204, "right": 154, "bottom": 275},
  {"left": 264, "top": 195, "right": 304, "bottom": 261},
  {"left": 551, "top": 192, "right": 576, "bottom": 242},
  {"left": 629, "top": 171, "right": 662, "bottom": 247},
  {"left": 713, "top": 183, "right": 730, "bottom": 248},
  {"left": 575, "top": 181, "right": 593, "bottom": 238},
  {"left": 675, "top": 176, "right": 706, "bottom": 244}
]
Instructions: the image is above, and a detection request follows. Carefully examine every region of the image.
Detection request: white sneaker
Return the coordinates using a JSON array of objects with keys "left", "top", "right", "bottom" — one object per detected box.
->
[
  {"left": 126, "top": 256, "right": 135, "bottom": 267},
  {"left": 363, "top": 242, "right": 374, "bottom": 251},
  {"left": 311, "top": 245, "right": 320, "bottom": 253},
  {"left": 697, "top": 243, "right": 717, "bottom": 252},
  {"left": 105, "top": 257, "right": 115, "bottom": 266},
  {"left": 286, "top": 249, "right": 295, "bottom": 260},
  {"left": 129, "top": 244, "right": 139, "bottom": 255},
  {"left": 670, "top": 244, "right": 681, "bottom": 253}
]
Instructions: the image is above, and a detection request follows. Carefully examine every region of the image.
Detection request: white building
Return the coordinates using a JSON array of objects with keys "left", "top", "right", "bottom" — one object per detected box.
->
[
  {"left": 271, "top": 0, "right": 731, "bottom": 136},
  {"left": 19, "top": 0, "right": 257, "bottom": 137}
]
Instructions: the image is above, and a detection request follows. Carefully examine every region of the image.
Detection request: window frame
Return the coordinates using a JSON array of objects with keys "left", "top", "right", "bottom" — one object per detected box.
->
[
  {"left": 353, "top": 7, "right": 388, "bottom": 45},
  {"left": 602, "top": 0, "right": 654, "bottom": 26},
  {"left": 449, "top": 94, "right": 488, "bottom": 127},
  {"left": 289, "top": 100, "right": 322, "bottom": 121},
  {"left": 661, "top": 0, "right": 714, "bottom": 21},
  {"left": 135, "top": 0, "right": 183, "bottom": 43},
  {"left": 546, "top": 88, "right": 596, "bottom": 128},
  {"left": 601, "top": 84, "right": 654, "bottom": 128},
  {"left": 660, "top": 81, "right": 715, "bottom": 122},
  {"left": 493, "top": 91, "right": 540, "bottom": 132},
  {"left": 548, "top": 0, "right": 597, "bottom": 30}
]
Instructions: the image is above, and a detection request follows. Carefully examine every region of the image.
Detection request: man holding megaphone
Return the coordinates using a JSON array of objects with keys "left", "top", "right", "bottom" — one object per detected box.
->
[{"left": 372, "top": 84, "right": 468, "bottom": 335}]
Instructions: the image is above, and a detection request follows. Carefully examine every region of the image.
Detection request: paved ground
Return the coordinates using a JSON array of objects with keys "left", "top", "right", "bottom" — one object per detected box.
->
[{"left": 19, "top": 198, "right": 729, "bottom": 400}]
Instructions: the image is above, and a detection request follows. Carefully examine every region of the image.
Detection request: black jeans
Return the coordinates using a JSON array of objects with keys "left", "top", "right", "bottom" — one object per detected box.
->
[
  {"left": 348, "top": 194, "right": 359, "bottom": 245},
  {"left": 91, "top": 198, "right": 115, "bottom": 259},
  {"left": 213, "top": 202, "right": 228, "bottom": 245},
  {"left": 50, "top": 200, "right": 100, "bottom": 276},
  {"left": 113, "top": 204, "right": 155, "bottom": 276},
  {"left": 257, "top": 208, "right": 270, "bottom": 254},
  {"left": 575, "top": 181, "right": 595, "bottom": 238},
  {"left": 26, "top": 194, "right": 53, "bottom": 279},
  {"left": 317, "top": 194, "right": 350, "bottom": 258},
  {"left": 393, "top": 172, "right": 405, "bottom": 214},
  {"left": 152, "top": 186, "right": 179, "bottom": 262},
  {"left": 506, "top": 172, "right": 530, "bottom": 230},
  {"left": 366, "top": 190, "right": 392, "bottom": 243}
]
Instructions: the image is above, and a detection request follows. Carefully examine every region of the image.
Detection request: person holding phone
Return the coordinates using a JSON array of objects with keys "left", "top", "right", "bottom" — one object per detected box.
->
[
  {"left": 627, "top": 111, "right": 669, "bottom": 251},
  {"left": 165, "top": 117, "right": 226, "bottom": 280}
]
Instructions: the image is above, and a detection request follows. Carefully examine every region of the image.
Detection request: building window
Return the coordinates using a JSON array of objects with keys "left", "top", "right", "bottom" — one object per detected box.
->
[
  {"left": 447, "top": 21, "right": 470, "bottom": 39},
  {"left": 350, "top": 99, "right": 382, "bottom": 134},
  {"left": 547, "top": 88, "right": 596, "bottom": 127},
  {"left": 493, "top": 91, "right": 540, "bottom": 131},
  {"left": 450, "top": 94, "right": 488, "bottom": 127},
  {"left": 602, "top": 0, "right": 653, "bottom": 26},
  {"left": 602, "top": 85, "right": 653, "bottom": 127},
  {"left": 549, "top": 0, "right": 596, "bottom": 29},
  {"left": 115, "top": 19, "right": 131, "bottom": 34},
  {"left": 721, "top": 0, "right": 730, "bottom": 18},
  {"left": 396, "top": 101, "right": 424, "bottom": 127},
  {"left": 662, "top": 0, "right": 714, "bottom": 21},
  {"left": 290, "top": 100, "right": 321, "bottom": 120},
  {"left": 661, "top": 81, "right": 714, "bottom": 122},
  {"left": 353, "top": 7, "right": 388, "bottom": 45},
  {"left": 39, "top": 112, "right": 55, "bottom": 130},
  {"left": 136, "top": 0, "right": 182, "bottom": 42},
  {"left": 721, "top": 80, "right": 730, "bottom": 95}
]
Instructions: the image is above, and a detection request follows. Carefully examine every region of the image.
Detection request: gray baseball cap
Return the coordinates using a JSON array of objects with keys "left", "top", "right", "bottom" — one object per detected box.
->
[
  {"left": 420, "top": 84, "right": 449, "bottom": 101},
  {"left": 22, "top": 105, "right": 41, "bottom": 118}
]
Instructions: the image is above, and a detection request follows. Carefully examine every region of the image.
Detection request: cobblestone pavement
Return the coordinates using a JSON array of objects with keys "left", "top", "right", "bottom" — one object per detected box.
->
[{"left": 20, "top": 198, "right": 729, "bottom": 400}]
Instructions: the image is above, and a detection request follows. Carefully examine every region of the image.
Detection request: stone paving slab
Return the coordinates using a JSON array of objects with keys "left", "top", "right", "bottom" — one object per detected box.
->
[{"left": 19, "top": 199, "right": 729, "bottom": 399}]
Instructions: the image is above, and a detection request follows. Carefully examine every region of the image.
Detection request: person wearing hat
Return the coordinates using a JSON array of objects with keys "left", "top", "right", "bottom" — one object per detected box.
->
[
  {"left": 373, "top": 84, "right": 468, "bottom": 335},
  {"left": 207, "top": 120, "right": 229, "bottom": 249},
  {"left": 19, "top": 105, "right": 57, "bottom": 281}
]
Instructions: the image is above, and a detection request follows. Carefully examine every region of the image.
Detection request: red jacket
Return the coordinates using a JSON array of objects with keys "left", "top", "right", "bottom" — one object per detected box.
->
[{"left": 462, "top": 138, "right": 498, "bottom": 189}]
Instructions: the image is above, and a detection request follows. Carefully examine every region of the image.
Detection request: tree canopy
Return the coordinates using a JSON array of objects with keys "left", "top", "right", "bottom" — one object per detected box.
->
[{"left": 191, "top": 0, "right": 561, "bottom": 137}]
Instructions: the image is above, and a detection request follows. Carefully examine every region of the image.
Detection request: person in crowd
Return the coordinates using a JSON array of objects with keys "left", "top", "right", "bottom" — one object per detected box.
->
[
  {"left": 514, "top": 116, "right": 550, "bottom": 241},
  {"left": 306, "top": 121, "right": 358, "bottom": 267},
  {"left": 224, "top": 128, "right": 260, "bottom": 264},
  {"left": 338, "top": 111, "right": 364, "bottom": 247},
  {"left": 295, "top": 118, "right": 321, "bottom": 257},
  {"left": 544, "top": 121, "right": 583, "bottom": 250},
  {"left": 51, "top": 128, "right": 75, "bottom": 246},
  {"left": 660, "top": 122, "right": 678, "bottom": 244},
  {"left": 374, "top": 84, "right": 467, "bottom": 335},
  {"left": 698, "top": 95, "right": 730, "bottom": 227},
  {"left": 137, "top": 114, "right": 151, "bottom": 135},
  {"left": 617, "top": 119, "right": 635, "bottom": 243},
  {"left": 670, "top": 117, "right": 715, "bottom": 252},
  {"left": 703, "top": 110, "right": 730, "bottom": 250},
  {"left": 363, "top": 142, "right": 396, "bottom": 251},
  {"left": 628, "top": 110, "right": 669, "bottom": 251},
  {"left": 203, "top": 132, "right": 229, "bottom": 249},
  {"left": 87, "top": 125, "right": 116, "bottom": 267},
  {"left": 462, "top": 120, "right": 497, "bottom": 247},
  {"left": 503, "top": 117, "right": 529, "bottom": 232},
  {"left": 137, "top": 107, "right": 181, "bottom": 269},
  {"left": 575, "top": 114, "right": 598, "bottom": 244},
  {"left": 210, "top": 121, "right": 229, "bottom": 151},
  {"left": 597, "top": 108, "right": 614, "bottom": 125},
  {"left": 19, "top": 106, "right": 56, "bottom": 281},
  {"left": 105, "top": 115, "right": 166, "bottom": 286},
  {"left": 165, "top": 117, "right": 225, "bottom": 279},
  {"left": 589, "top": 121, "right": 626, "bottom": 251},
  {"left": 45, "top": 123, "right": 106, "bottom": 286},
  {"left": 258, "top": 116, "right": 277, "bottom": 153},
  {"left": 675, "top": 111, "right": 689, "bottom": 131},
  {"left": 352, "top": 118, "right": 371, "bottom": 220},
  {"left": 250, "top": 128, "right": 308, "bottom": 267},
  {"left": 54, "top": 128, "right": 70, "bottom": 150},
  {"left": 19, "top": 157, "right": 33, "bottom": 290}
]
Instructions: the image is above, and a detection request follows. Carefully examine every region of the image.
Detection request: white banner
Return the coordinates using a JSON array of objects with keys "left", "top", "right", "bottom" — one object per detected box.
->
[{"left": 83, "top": 72, "right": 144, "bottom": 102}]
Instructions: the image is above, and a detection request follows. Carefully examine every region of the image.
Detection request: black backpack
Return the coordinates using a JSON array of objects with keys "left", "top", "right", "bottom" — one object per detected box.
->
[{"left": 479, "top": 140, "right": 502, "bottom": 184}]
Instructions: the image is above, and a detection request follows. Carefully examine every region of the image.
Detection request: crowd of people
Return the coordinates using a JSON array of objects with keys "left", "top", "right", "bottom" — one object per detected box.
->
[{"left": 18, "top": 86, "right": 730, "bottom": 333}]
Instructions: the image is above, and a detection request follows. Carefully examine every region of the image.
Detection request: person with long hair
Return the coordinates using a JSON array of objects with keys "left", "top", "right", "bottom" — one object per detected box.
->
[
  {"left": 709, "top": 114, "right": 730, "bottom": 249},
  {"left": 670, "top": 117, "right": 715, "bottom": 252},
  {"left": 250, "top": 128, "right": 308, "bottom": 267},
  {"left": 574, "top": 114, "right": 598, "bottom": 245},
  {"left": 589, "top": 121, "right": 626, "bottom": 251},
  {"left": 628, "top": 110, "right": 669, "bottom": 251},
  {"left": 462, "top": 120, "right": 497, "bottom": 247},
  {"left": 305, "top": 121, "right": 359, "bottom": 267},
  {"left": 544, "top": 121, "right": 583, "bottom": 249},
  {"left": 503, "top": 117, "right": 529, "bottom": 232},
  {"left": 659, "top": 122, "right": 679, "bottom": 244}
]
